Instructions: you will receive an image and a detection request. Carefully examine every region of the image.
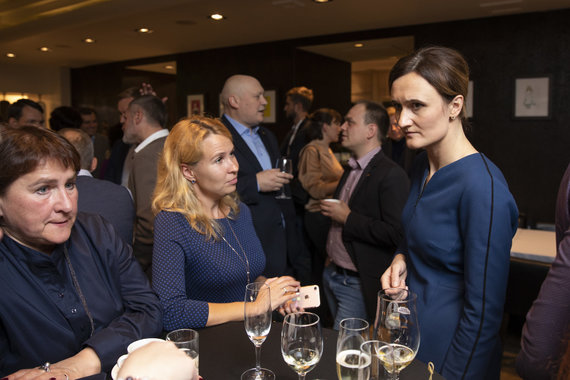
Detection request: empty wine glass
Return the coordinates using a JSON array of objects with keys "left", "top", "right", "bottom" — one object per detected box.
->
[
  {"left": 373, "top": 289, "right": 420, "bottom": 380},
  {"left": 242, "top": 282, "right": 274, "bottom": 380},
  {"left": 281, "top": 312, "right": 323, "bottom": 380},
  {"left": 275, "top": 157, "right": 292, "bottom": 199},
  {"left": 336, "top": 318, "right": 370, "bottom": 380}
]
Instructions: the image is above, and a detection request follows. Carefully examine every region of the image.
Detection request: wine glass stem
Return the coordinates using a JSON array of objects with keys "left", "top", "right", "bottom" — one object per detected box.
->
[
  {"left": 298, "top": 374, "right": 306, "bottom": 380},
  {"left": 254, "top": 344, "right": 262, "bottom": 372}
]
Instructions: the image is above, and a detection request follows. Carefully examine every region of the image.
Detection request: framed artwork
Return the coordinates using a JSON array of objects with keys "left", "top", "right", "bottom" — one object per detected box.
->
[
  {"left": 187, "top": 94, "right": 204, "bottom": 116},
  {"left": 263, "top": 90, "right": 276, "bottom": 123},
  {"left": 466, "top": 80, "right": 474, "bottom": 118},
  {"left": 513, "top": 77, "right": 550, "bottom": 119}
]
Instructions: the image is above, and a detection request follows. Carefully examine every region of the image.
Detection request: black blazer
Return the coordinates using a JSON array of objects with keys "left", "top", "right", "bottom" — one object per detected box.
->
[
  {"left": 281, "top": 119, "right": 310, "bottom": 209},
  {"left": 221, "top": 115, "right": 294, "bottom": 277},
  {"left": 334, "top": 150, "right": 410, "bottom": 319}
]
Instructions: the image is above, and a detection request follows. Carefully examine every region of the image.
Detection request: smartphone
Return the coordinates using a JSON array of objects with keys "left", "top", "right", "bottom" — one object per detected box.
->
[{"left": 295, "top": 285, "right": 321, "bottom": 309}]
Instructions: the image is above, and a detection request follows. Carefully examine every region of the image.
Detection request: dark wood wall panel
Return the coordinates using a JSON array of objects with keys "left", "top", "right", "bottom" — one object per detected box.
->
[{"left": 71, "top": 9, "right": 570, "bottom": 223}]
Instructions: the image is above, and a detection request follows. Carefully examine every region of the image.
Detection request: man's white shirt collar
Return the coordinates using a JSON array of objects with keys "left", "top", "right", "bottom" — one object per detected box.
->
[{"left": 135, "top": 129, "right": 169, "bottom": 153}]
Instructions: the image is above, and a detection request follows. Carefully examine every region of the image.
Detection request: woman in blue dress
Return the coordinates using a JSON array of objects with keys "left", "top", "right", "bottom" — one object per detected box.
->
[
  {"left": 152, "top": 116, "right": 300, "bottom": 330},
  {"left": 381, "top": 46, "right": 518, "bottom": 379}
]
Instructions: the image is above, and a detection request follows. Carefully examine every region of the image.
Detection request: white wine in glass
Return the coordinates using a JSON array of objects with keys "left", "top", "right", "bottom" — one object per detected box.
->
[
  {"left": 281, "top": 312, "right": 323, "bottom": 380},
  {"left": 336, "top": 318, "right": 370, "bottom": 380},
  {"left": 374, "top": 288, "right": 420, "bottom": 380},
  {"left": 242, "top": 282, "right": 274, "bottom": 380}
]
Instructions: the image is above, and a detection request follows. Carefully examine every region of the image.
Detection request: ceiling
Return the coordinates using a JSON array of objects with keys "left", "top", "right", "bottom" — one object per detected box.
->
[{"left": 0, "top": 0, "right": 568, "bottom": 69}]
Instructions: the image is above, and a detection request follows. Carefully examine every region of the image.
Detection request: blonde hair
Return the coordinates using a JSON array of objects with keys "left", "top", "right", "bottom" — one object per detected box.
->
[{"left": 152, "top": 116, "right": 239, "bottom": 240}]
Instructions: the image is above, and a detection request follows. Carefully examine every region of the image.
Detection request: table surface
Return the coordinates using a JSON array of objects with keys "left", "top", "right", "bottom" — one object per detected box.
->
[
  {"left": 511, "top": 228, "right": 556, "bottom": 263},
  {"left": 199, "top": 321, "right": 443, "bottom": 380}
]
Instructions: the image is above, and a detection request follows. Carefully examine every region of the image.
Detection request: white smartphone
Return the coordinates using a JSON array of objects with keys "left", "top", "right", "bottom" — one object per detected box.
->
[{"left": 295, "top": 285, "right": 321, "bottom": 309}]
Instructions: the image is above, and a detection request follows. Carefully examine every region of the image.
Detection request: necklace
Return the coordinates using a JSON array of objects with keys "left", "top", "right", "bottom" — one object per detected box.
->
[
  {"left": 221, "top": 218, "right": 251, "bottom": 284},
  {"left": 63, "top": 244, "right": 95, "bottom": 337}
]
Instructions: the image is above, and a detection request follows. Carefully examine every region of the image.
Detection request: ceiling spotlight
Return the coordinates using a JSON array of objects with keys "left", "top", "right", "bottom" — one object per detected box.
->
[
  {"left": 312, "top": 0, "right": 332, "bottom": 3},
  {"left": 6, "top": 53, "right": 16, "bottom": 58},
  {"left": 136, "top": 27, "right": 153, "bottom": 33},
  {"left": 209, "top": 13, "right": 225, "bottom": 21},
  {"left": 164, "top": 65, "right": 175, "bottom": 70},
  {"left": 354, "top": 43, "right": 364, "bottom": 48},
  {"left": 39, "top": 47, "right": 50, "bottom": 52},
  {"left": 82, "top": 37, "right": 96, "bottom": 43}
]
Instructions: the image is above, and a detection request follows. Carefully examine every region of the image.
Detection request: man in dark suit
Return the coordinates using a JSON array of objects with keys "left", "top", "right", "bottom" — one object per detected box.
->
[
  {"left": 281, "top": 86, "right": 314, "bottom": 284},
  {"left": 78, "top": 107, "right": 110, "bottom": 179},
  {"left": 59, "top": 128, "right": 134, "bottom": 244},
  {"left": 383, "top": 105, "right": 417, "bottom": 176},
  {"left": 320, "top": 101, "right": 409, "bottom": 328},
  {"left": 220, "top": 74, "right": 294, "bottom": 277},
  {"left": 124, "top": 95, "right": 169, "bottom": 276}
]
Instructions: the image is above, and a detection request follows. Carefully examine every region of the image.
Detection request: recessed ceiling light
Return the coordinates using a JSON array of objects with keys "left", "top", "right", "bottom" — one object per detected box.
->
[
  {"left": 136, "top": 27, "right": 153, "bottom": 34},
  {"left": 82, "top": 37, "right": 96, "bottom": 44},
  {"left": 6, "top": 53, "right": 16, "bottom": 58},
  {"left": 164, "top": 65, "right": 175, "bottom": 70},
  {"left": 313, "top": 0, "right": 332, "bottom": 3},
  {"left": 354, "top": 43, "right": 364, "bottom": 48},
  {"left": 39, "top": 47, "right": 50, "bottom": 52},
  {"left": 209, "top": 13, "right": 225, "bottom": 21}
]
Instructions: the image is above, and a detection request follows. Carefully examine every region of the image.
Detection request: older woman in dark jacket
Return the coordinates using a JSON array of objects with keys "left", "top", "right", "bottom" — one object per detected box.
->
[{"left": 0, "top": 126, "right": 162, "bottom": 379}]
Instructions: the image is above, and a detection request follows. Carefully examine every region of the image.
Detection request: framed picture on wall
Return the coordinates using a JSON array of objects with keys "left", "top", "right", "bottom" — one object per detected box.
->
[
  {"left": 187, "top": 94, "right": 204, "bottom": 116},
  {"left": 513, "top": 77, "right": 551, "bottom": 119},
  {"left": 263, "top": 90, "right": 276, "bottom": 123}
]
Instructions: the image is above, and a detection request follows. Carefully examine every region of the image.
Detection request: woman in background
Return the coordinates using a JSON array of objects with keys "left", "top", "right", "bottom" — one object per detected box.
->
[
  {"left": 381, "top": 46, "right": 518, "bottom": 379},
  {"left": 297, "top": 108, "right": 344, "bottom": 279},
  {"left": 152, "top": 116, "right": 300, "bottom": 331}
]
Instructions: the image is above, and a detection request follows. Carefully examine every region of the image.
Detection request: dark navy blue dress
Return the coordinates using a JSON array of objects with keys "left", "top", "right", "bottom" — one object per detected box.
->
[
  {"left": 400, "top": 152, "right": 518, "bottom": 379},
  {"left": 152, "top": 204, "right": 266, "bottom": 330}
]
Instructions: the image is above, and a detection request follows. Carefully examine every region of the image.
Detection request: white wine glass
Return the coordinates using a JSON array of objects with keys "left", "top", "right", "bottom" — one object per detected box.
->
[
  {"left": 242, "top": 282, "right": 274, "bottom": 380},
  {"left": 281, "top": 312, "right": 323, "bottom": 380},
  {"left": 275, "top": 157, "right": 292, "bottom": 199},
  {"left": 336, "top": 318, "right": 370, "bottom": 380},
  {"left": 373, "top": 289, "right": 420, "bottom": 380}
]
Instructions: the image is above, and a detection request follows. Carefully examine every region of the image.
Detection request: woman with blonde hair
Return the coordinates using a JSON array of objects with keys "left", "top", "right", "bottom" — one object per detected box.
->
[{"left": 152, "top": 116, "right": 300, "bottom": 330}]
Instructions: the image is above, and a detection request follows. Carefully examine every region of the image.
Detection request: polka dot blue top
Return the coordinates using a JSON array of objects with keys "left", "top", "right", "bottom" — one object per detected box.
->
[{"left": 152, "top": 203, "right": 266, "bottom": 330}]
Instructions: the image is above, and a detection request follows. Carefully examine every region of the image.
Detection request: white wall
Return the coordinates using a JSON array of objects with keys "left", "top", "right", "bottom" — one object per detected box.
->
[{"left": 0, "top": 63, "right": 71, "bottom": 121}]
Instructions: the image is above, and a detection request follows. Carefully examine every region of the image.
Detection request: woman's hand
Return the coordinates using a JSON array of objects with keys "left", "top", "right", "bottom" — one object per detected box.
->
[
  {"left": 6, "top": 348, "right": 100, "bottom": 380},
  {"left": 118, "top": 341, "right": 198, "bottom": 380},
  {"left": 264, "top": 276, "right": 300, "bottom": 314},
  {"left": 380, "top": 254, "right": 408, "bottom": 290}
]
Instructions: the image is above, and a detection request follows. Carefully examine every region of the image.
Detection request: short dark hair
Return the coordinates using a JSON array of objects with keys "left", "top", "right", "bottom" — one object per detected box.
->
[
  {"left": 7, "top": 99, "right": 44, "bottom": 120},
  {"left": 0, "top": 126, "right": 80, "bottom": 195},
  {"left": 78, "top": 107, "right": 96, "bottom": 117},
  {"left": 355, "top": 100, "right": 389, "bottom": 143},
  {"left": 49, "top": 106, "right": 83, "bottom": 131},
  {"left": 389, "top": 46, "right": 470, "bottom": 130},
  {"left": 305, "top": 108, "right": 342, "bottom": 142},
  {"left": 286, "top": 87, "right": 314, "bottom": 112},
  {"left": 129, "top": 95, "right": 167, "bottom": 127}
]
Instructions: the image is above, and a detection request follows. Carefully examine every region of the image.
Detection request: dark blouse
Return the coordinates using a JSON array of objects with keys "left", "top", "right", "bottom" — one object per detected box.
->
[
  {"left": 0, "top": 213, "right": 162, "bottom": 376},
  {"left": 152, "top": 204, "right": 266, "bottom": 330}
]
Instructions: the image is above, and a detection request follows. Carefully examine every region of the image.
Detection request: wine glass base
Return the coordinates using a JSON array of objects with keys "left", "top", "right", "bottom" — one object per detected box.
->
[{"left": 241, "top": 368, "right": 275, "bottom": 380}]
